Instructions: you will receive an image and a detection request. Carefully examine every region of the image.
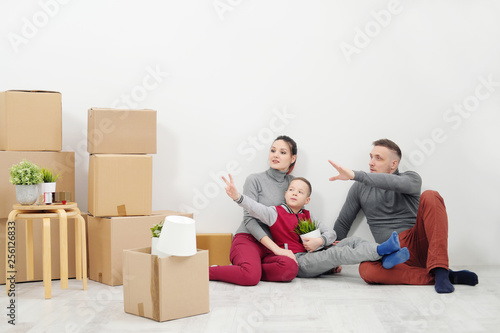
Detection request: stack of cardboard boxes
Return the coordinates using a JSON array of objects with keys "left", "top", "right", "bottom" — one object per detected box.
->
[
  {"left": 87, "top": 107, "right": 160, "bottom": 286},
  {"left": 0, "top": 90, "right": 76, "bottom": 284},
  {"left": 86, "top": 108, "right": 210, "bottom": 321}
]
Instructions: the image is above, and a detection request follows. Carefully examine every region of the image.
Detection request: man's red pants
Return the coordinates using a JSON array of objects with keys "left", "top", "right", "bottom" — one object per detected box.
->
[{"left": 359, "top": 190, "right": 449, "bottom": 285}]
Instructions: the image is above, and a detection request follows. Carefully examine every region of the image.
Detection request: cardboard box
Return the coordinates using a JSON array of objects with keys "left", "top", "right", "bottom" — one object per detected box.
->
[
  {"left": 196, "top": 233, "right": 233, "bottom": 266},
  {"left": 123, "top": 248, "right": 209, "bottom": 322},
  {"left": 1, "top": 217, "right": 77, "bottom": 285},
  {"left": 87, "top": 108, "right": 157, "bottom": 154},
  {"left": 88, "top": 154, "right": 152, "bottom": 217},
  {"left": 0, "top": 151, "right": 75, "bottom": 218},
  {"left": 88, "top": 211, "right": 193, "bottom": 286},
  {"left": 0, "top": 90, "right": 62, "bottom": 151}
]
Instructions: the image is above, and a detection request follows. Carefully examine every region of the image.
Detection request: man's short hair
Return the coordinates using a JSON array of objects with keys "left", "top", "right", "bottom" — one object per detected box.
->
[
  {"left": 291, "top": 177, "right": 312, "bottom": 197},
  {"left": 373, "top": 139, "right": 402, "bottom": 160}
]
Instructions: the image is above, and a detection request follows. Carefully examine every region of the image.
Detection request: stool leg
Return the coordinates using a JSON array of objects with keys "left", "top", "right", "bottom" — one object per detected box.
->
[
  {"left": 26, "top": 219, "right": 34, "bottom": 280},
  {"left": 42, "top": 217, "right": 51, "bottom": 299},
  {"left": 57, "top": 209, "right": 68, "bottom": 289},
  {"left": 75, "top": 217, "right": 82, "bottom": 281},
  {"left": 78, "top": 215, "right": 87, "bottom": 290}
]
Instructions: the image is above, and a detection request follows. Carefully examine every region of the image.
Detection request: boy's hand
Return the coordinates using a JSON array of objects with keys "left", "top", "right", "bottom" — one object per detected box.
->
[
  {"left": 302, "top": 237, "right": 323, "bottom": 252},
  {"left": 221, "top": 174, "right": 241, "bottom": 201},
  {"left": 328, "top": 160, "right": 354, "bottom": 181}
]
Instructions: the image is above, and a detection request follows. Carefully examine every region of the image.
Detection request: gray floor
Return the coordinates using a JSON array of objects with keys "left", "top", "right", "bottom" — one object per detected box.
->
[{"left": 3, "top": 265, "right": 499, "bottom": 333}]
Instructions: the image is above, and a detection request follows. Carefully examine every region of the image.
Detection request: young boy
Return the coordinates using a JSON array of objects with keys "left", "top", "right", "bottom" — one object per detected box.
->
[{"left": 222, "top": 174, "right": 410, "bottom": 278}]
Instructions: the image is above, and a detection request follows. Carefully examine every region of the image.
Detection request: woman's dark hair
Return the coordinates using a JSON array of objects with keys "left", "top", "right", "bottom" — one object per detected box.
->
[{"left": 274, "top": 135, "right": 297, "bottom": 174}]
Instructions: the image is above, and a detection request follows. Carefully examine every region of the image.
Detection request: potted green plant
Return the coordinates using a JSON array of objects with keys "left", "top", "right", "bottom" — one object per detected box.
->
[
  {"left": 40, "top": 167, "right": 61, "bottom": 203},
  {"left": 9, "top": 159, "right": 44, "bottom": 205},
  {"left": 150, "top": 221, "right": 164, "bottom": 257},
  {"left": 294, "top": 218, "right": 321, "bottom": 241}
]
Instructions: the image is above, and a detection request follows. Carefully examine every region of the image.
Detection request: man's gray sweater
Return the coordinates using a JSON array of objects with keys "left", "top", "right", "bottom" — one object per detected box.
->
[{"left": 333, "top": 169, "right": 422, "bottom": 244}]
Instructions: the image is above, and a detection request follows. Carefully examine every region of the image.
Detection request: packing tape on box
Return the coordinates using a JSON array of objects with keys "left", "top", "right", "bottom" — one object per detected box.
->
[
  {"left": 117, "top": 205, "right": 127, "bottom": 216},
  {"left": 151, "top": 256, "right": 160, "bottom": 321},
  {"left": 138, "top": 303, "right": 144, "bottom": 317}
]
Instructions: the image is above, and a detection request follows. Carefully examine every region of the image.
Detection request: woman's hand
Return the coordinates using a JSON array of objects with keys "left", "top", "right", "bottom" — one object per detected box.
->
[
  {"left": 273, "top": 248, "right": 298, "bottom": 264},
  {"left": 302, "top": 237, "right": 323, "bottom": 252},
  {"left": 221, "top": 174, "right": 240, "bottom": 201}
]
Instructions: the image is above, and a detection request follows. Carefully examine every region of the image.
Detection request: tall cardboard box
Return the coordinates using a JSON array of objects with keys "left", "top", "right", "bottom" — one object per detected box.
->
[
  {"left": 87, "top": 108, "right": 157, "bottom": 154},
  {"left": 196, "top": 233, "right": 233, "bottom": 266},
  {"left": 1, "top": 217, "right": 77, "bottom": 285},
  {"left": 123, "top": 248, "right": 209, "bottom": 322},
  {"left": 0, "top": 151, "right": 75, "bottom": 218},
  {"left": 88, "top": 211, "right": 193, "bottom": 286},
  {"left": 0, "top": 90, "right": 62, "bottom": 151},
  {"left": 88, "top": 154, "right": 152, "bottom": 217}
]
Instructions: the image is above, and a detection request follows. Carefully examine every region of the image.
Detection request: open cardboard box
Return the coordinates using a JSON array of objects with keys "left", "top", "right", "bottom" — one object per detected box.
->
[
  {"left": 88, "top": 210, "right": 193, "bottom": 286},
  {"left": 123, "top": 247, "right": 209, "bottom": 322}
]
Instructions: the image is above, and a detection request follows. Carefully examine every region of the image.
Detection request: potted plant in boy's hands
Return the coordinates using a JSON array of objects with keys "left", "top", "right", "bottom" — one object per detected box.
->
[
  {"left": 9, "top": 159, "right": 44, "bottom": 205},
  {"left": 294, "top": 218, "right": 321, "bottom": 241},
  {"left": 40, "top": 167, "right": 61, "bottom": 204}
]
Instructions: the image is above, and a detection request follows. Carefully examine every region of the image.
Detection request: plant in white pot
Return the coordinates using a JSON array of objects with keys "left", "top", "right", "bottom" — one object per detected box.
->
[
  {"left": 40, "top": 167, "right": 61, "bottom": 204},
  {"left": 9, "top": 159, "right": 44, "bottom": 205},
  {"left": 150, "top": 221, "right": 167, "bottom": 257},
  {"left": 294, "top": 218, "right": 321, "bottom": 241}
]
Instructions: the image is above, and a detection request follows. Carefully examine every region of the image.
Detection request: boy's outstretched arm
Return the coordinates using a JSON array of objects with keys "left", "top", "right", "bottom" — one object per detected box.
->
[{"left": 222, "top": 174, "right": 297, "bottom": 263}]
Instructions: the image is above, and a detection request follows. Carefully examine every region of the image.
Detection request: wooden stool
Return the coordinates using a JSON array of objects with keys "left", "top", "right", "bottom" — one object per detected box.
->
[{"left": 5, "top": 203, "right": 87, "bottom": 299}]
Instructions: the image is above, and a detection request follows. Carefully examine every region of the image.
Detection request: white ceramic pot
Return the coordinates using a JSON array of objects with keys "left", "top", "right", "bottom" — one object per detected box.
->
[
  {"left": 299, "top": 229, "right": 321, "bottom": 241},
  {"left": 16, "top": 184, "right": 40, "bottom": 205},
  {"left": 151, "top": 237, "right": 169, "bottom": 258},
  {"left": 42, "top": 182, "right": 56, "bottom": 193}
]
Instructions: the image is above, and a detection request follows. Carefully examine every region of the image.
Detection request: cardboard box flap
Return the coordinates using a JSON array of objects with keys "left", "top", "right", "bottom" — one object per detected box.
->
[
  {"left": 6, "top": 90, "right": 61, "bottom": 94},
  {"left": 89, "top": 107, "right": 156, "bottom": 112}
]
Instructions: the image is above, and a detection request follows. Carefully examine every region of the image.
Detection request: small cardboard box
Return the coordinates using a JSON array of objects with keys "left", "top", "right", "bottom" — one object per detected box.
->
[
  {"left": 1, "top": 217, "right": 77, "bottom": 285},
  {"left": 123, "top": 248, "right": 209, "bottom": 322},
  {"left": 88, "top": 211, "right": 193, "bottom": 286},
  {"left": 0, "top": 151, "right": 75, "bottom": 218},
  {"left": 0, "top": 90, "right": 62, "bottom": 151},
  {"left": 87, "top": 108, "right": 157, "bottom": 154},
  {"left": 196, "top": 233, "right": 233, "bottom": 266},
  {"left": 88, "top": 154, "right": 152, "bottom": 217}
]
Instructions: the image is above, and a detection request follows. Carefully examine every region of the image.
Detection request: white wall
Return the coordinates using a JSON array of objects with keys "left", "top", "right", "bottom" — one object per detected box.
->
[{"left": 2, "top": 0, "right": 499, "bottom": 266}]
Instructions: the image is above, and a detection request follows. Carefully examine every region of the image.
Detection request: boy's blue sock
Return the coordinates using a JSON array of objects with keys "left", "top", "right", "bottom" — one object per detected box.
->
[
  {"left": 377, "top": 231, "right": 400, "bottom": 256},
  {"left": 449, "top": 269, "right": 478, "bottom": 286},
  {"left": 382, "top": 247, "right": 409, "bottom": 269},
  {"left": 434, "top": 267, "right": 454, "bottom": 293}
]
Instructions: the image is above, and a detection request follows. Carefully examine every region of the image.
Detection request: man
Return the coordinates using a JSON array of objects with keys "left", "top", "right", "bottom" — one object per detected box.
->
[{"left": 330, "top": 139, "right": 478, "bottom": 293}]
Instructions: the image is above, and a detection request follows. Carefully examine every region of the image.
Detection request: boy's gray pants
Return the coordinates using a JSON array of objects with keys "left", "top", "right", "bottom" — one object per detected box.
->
[{"left": 296, "top": 236, "right": 381, "bottom": 278}]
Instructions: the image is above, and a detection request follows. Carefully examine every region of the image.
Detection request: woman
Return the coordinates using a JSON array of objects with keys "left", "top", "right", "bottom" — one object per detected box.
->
[{"left": 209, "top": 135, "right": 299, "bottom": 285}]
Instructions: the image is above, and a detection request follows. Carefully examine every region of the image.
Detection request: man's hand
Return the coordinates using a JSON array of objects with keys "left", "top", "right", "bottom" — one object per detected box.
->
[
  {"left": 328, "top": 160, "right": 355, "bottom": 181},
  {"left": 221, "top": 174, "right": 240, "bottom": 201},
  {"left": 273, "top": 248, "right": 298, "bottom": 264},
  {"left": 302, "top": 237, "right": 323, "bottom": 252}
]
